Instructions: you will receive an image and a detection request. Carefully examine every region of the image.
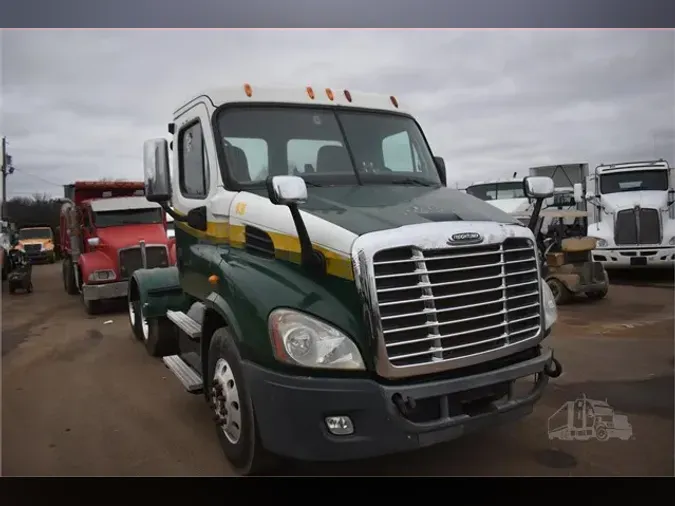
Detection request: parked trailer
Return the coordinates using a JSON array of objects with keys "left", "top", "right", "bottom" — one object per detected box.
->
[
  {"left": 528, "top": 163, "right": 589, "bottom": 212},
  {"left": 60, "top": 180, "right": 175, "bottom": 314},
  {"left": 128, "top": 84, "right": 564, "bottom": 475},
  {"left": 581, "top": 159, "right": 675, "bottom": 269}
]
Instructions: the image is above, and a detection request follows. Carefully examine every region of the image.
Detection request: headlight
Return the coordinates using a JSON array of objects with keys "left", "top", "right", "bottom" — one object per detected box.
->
[
  {"left": 541, "top": 279, "right": 558, "bottom": 330},
  {"left": 268, "top": 308, "right": 365, "bottom": 370},
  {"left": 590, "top": 237, "right": 608, "bottom": 248},
  {"left": 88, "top": 269, "right": 116, "bottom": 282},
  {"left": 669, "top": 237, "right": 675, "bottom": 246}
]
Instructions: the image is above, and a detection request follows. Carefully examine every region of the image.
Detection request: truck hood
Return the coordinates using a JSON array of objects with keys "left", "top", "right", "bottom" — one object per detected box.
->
[
  {"left": 600, "top": 191, "right": 668, "bottom": 212},
  {"left": 292, "top": 185, "right": 520, "bottom": 236},
  {"left": 96, "top": 224, "right": 169, "bottom": 250}
]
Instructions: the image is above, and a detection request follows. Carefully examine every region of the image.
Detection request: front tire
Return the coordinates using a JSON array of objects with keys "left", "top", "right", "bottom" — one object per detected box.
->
[
  {"left": 63, "top": 259, "right": 78, "bottom": 295},
  {"left": 129, "top": 298, "right": 144, "bottom": 340},
  {"left": 207, "top": 327, "right": 278, "bottom": 476},
  {"left": 547, "top": 277, "right": 572, "bottom": 305},
  {"left": 82, "top": 291, "right": 102, "bottom": 315}
]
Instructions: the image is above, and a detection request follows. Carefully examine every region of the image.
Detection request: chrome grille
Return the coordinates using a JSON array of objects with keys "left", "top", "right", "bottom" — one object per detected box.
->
[
  {"left": 615, "top": 207, "right": 661, "bottom": 245},
  {"left": 119, "top": 246, "right": 169, "bottom": 280},
  {"left": 372, "top": 238, "right": 541, "bottom": 368}
]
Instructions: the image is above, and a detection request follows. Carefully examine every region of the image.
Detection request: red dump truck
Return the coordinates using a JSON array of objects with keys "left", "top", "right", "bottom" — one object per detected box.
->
[{"left": 60, "top": 180, "right": 176, "bottom": 314}]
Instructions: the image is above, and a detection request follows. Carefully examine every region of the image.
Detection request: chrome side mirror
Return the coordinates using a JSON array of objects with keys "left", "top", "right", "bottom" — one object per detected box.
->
[
  {"left": 267, "top": 175, "right": 308, "bottom": 206},
  {"left": 523, "top": 176, "right": 555, "bottom": 199},
  {"left": 143, "top": 139, "right": 172, "bottom": 203}
]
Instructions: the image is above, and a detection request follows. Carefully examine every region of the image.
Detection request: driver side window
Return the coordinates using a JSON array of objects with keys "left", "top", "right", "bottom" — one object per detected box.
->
[{"left": 382, "top": 131, "right": 420, "bottom": 172}]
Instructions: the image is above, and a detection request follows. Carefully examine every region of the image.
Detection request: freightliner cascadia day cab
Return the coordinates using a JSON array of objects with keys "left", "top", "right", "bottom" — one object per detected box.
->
[{"left": 129, "top": 84, "right": 563, "bottom": 475}]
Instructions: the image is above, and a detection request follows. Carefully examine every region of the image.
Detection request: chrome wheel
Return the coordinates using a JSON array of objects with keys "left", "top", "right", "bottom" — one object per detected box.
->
[
  {"left": 211, "top": 358, "right": 242, "bottom": 444},
  {"left": 128, "top": 300, "right": 136, "bottom": 327},
  {"left": 140, "top": 305, "right": 149, "bottom": 341}
]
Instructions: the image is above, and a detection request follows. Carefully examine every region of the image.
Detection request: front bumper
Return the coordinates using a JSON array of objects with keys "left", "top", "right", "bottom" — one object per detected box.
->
[
  {"left": 81, "top": 281, "right": 128, "bottom": 301},
  {"left": 592, "top": 247, "right": 675, "bottom": 268},
  {"left": 244, "top": 346, "right": 554, "bottom": 462},
  {"left": 24, "top": 250, "right": 54, "bottom": 263}
]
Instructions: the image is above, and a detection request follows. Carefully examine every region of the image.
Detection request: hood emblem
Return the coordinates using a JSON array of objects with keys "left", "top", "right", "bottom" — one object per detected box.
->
[{"left": 448, "top": 232, "right": 483, "bottom": 245}]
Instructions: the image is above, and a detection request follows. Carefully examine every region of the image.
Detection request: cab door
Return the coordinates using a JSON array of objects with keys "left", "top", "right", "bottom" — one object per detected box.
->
[{"left": 171, "top": 101, "right": 234, "bottom": 299}]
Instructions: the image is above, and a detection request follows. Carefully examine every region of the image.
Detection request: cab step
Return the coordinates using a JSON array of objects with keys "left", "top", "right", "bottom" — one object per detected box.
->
[
  {"left": 162, "top": 354, "right": 203, "bottom": 393},
  {"left": 166, "top": 309, "right": 201, "bottom": 339}
]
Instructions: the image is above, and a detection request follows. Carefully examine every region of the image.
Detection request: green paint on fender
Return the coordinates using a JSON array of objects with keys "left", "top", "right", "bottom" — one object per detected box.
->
[{"left": 131, "top": 266, "right": 187, "bottom": 318}]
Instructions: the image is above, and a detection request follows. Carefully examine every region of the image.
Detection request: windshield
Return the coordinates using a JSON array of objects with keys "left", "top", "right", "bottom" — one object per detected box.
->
[
  {"left": 94, "top": 209, "right": 163, "bottom": 228},
  {"left": 465, "top": 182, "right": 526, "bottom": 201},
  {"left": 19, "top": 228, "right": 52, "bottom": 240},
  {"left": 600, "top": 169, "right": 668, "bottom": 194},
  {"left": 215, "top": 106, "right": 442, "bottom": 187}
]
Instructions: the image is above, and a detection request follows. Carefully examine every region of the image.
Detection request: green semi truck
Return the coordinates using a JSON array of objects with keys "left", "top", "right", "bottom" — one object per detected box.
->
[{"left": 128, "top": 84, "right": 562, "bottom": 475}]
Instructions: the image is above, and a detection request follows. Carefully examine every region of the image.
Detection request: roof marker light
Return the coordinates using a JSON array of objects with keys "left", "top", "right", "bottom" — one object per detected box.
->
[
  {"left": 344, "top": 89, "right": 352, "bottom": 102},
  {"left": 306, "top": 86, "right": 315, "bottom": 99},
  {"left": 243, "top": 83, "right": 253, "bottom": 97},
  {"left": 390, "top": 95, "right": 399, "bottom": 108},
  {"left": 325, "top": 88, "right": 334, "bottom": 101}
]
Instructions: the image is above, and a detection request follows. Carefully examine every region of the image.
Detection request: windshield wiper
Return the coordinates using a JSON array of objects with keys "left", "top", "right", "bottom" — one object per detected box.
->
[
  {"left": 389, "top": 178, "right": 438, "bottom": 187},
  {"left": 303, "top": 181, "right": 323, "bottom": 187}
]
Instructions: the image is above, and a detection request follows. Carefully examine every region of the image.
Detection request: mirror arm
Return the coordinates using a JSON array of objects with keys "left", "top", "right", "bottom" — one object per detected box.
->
[
  {"left": 288, "top": 204, "right": 326, "bottom": 275},
  {"left": 528, "top": 197, "right": 545, "bottom": 232},
  {"left": 160, "top": 203, "right": 188, "bottom": 222}
]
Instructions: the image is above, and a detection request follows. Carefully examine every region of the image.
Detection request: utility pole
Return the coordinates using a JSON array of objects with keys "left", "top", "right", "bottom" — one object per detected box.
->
[
  {"left": 1, "top": 136, "right": 15, "bottom": 221},
  {"left": 1, "top": 136, "right": 7, "bottom": 220}
]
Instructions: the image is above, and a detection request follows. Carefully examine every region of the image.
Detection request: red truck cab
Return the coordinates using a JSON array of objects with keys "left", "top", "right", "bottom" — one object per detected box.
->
[{"left": 60, "top": 181, "right": 175, "bottom": 314}]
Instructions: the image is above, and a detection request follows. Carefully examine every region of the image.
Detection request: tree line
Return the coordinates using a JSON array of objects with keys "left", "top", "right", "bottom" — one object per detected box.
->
[{"left": 4, "top": 193, "right": 64, "bottom": 249}]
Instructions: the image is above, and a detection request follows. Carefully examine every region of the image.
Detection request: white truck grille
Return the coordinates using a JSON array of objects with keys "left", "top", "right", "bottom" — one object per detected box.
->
[{"left": 371, "top": 238, "right": 541, "bottom": 368}]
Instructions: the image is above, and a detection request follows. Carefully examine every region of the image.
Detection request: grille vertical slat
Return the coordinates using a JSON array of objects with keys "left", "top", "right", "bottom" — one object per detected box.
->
[
  {"left": 639, "top": 208, "right": 660, "bottom": 244},
  {"left": 614, "top": 207, "right": 661, "bottom": 245},
  {"left": 372, "top": 238, "right": 541, "bottom": 368},
  {"left": 119, "top": 246, "right": 169, "bottom": 280}
]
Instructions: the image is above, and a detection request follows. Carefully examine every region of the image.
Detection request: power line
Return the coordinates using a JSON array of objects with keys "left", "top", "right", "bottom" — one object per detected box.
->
[{"left": 12, "top": 167, "right": 62, "bottom": 187}]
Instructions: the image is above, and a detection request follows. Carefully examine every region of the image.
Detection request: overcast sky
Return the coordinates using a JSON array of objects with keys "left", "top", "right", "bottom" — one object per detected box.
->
[{"left": 1, "top": 29, "right": 674, "bottom": 198}]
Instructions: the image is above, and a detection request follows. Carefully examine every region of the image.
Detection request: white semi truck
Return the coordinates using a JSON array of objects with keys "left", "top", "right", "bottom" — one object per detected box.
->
[
  {"left": 581, "top": 159, "right": 675, "bottom": 269},
  {"left": 467, "top": 164, "right": 589, "bottom": 216}
]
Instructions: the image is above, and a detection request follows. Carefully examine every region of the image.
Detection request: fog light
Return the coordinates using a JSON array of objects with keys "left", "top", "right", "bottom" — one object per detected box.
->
[{"left": 325, "top": 416, "right": 354, "bottom": 435}]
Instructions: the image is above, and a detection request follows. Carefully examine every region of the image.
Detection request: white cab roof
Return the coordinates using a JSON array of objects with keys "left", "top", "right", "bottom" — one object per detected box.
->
[
  {"left": 89, "top": 196, "right": 161, "bottom": 213},
  {"left": 596, "top": 160, "right": 670, "bottom": 174},
  {"left": 176, "top": 85, "right": 409, "bottom": 116}
]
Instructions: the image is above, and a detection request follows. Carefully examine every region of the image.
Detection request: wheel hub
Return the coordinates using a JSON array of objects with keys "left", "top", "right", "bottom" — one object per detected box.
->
[{"left": 211, "top": 358, "right": 242, "bottom": 444}]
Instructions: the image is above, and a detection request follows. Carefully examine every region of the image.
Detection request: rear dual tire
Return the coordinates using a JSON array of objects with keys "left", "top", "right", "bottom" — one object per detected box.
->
[{"left": 128, "top": 297, "right": 178, "bottom": 357}]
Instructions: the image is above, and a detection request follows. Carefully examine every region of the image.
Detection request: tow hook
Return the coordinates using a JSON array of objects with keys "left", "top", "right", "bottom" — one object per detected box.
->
[
  {"left": 545, "top": 356, "right": 563, "bottom": 378},
  {"left": 392, "top": 393, "right": 417, "bottom": 416}
]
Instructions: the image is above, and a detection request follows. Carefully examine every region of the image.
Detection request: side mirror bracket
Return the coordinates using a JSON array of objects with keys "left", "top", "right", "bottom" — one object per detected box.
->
[
  {"left": 266, "top": 176, "right": 325, "bottom": 276},
  {"left": 522, "top": 176, "right": 555, "bottom": 232}
]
